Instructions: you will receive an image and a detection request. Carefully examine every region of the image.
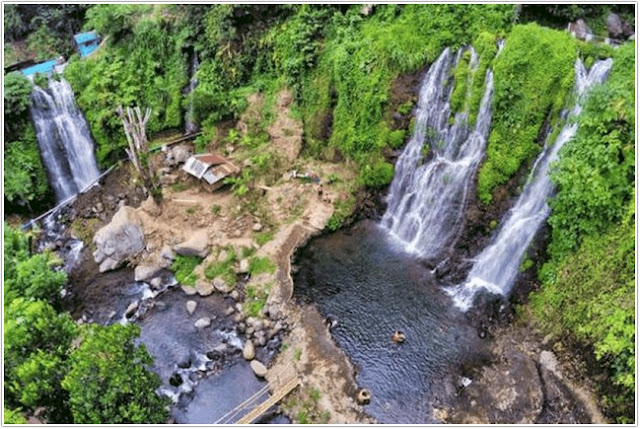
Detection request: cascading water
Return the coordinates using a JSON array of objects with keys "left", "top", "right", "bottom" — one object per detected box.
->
[
  {"left": 381, "top": 47, "right": 494, "bottom": 259},
  {"left": 448, "top": 58, "right": 613, "bottom": 311},
  {"left": 30, "top": 78, "right": 101, "bottom": 203},
  {"left": 184, "top": 52, "right": 200, "bottom": 134}
]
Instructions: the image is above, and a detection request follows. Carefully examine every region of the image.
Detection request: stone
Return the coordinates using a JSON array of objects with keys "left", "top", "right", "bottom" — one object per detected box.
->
[
  {"left": 568, "top": 19, "right": 593, "bottom": 41},
  {"left": 606, "top": 12, "right": 624, "bottom": 38},
  {"left": 186, "top": 300, "right": 197, "bottom": 315},
  {"left": 235, "top": 303, "right": 243, "bottom": 313},
  {"left": 94, "top": 202, "right": 104, "bottom": 213},
  {"left": 217, "top": 250, "right": 228, "bottom": 263},
  {"left": 250, "top": 360, "right": 267, "bottom": 378},
  {"left": 175, "top": 230, "right": 210, "bottom": 258},
  {"left": 181, "top": 285, "right": 197, "bottom": 295},
  {"left": 165, "top": 144, "right": 193, "bottom": 167},
  {"left": 140, "top": 195, "right": 162, "bottom": 217},
  {"left": 125, "top": 301, "right": 139, "bottom": 318},
  {"left": 213, "top": 276, "right": 234, "bottom": 293},
  {"left": 238, "top": 259, "right": 250, "bottom": 274},
  {"left": 230, "top": 290, "right": 240, "bottom": 301},
  {"left": 361, "top": 5, "right": 374, "bottom": 15},
  {"left": 539, "top": 351, "right": 561, "bottom": 379},
  {"left": 160, "top": 245, "right": 175, "bottom": 262},
  {"left": 194, "top": 317, "right": 211, "bottom": 329},
  {"left": 243, "top": 340, "right": 256, "bottom": 360},
  {"left": 134, "top": 261, "right": 165, "bottom": 282},
  {"left": 196, "top": 280, "right": 215, "bottom": 297},
  {"left": 252, "top": 223, "right": 263, "bottom": 232},
  {"left": 225, "top": 306, "right": 235, "bottom": 316},
  {"left": 93, "top": 206, "right": 145, "bottom": 273}
]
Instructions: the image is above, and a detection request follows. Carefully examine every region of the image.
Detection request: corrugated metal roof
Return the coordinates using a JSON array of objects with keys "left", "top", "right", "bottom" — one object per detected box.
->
[
  {"left": 74, "top": 31, "right": 99, "bottom": 45},
  {"left": 195, "top": 153, "right": 226, "bottom": 166}
]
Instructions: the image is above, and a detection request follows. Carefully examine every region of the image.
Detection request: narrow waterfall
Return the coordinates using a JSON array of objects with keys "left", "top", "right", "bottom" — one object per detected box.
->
[
  {"left": 381, "top": 47, "right": 494, "bottom": 259},
  {"left": 184, "top": 52, "right": 200, "bottom": 134},
  {"left": 31, "top": 78, "right": 101, "bottom": 202},
  {"left": 448, "top": 58, "right": 613, "bottom": 311}
]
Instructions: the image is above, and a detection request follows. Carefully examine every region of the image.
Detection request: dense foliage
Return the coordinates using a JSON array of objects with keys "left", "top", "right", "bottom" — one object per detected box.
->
[
  {"left": 3, "top": 225, "right": 168, "bottom": 424},
  {"left": 62, "top": 324, "right": 169, "bottom": 424},
  {"left": 64, "top": 5, "right": 189, "bottom": 165},
  {"left": 476, "top": 23, "right": 577, "bottom": 203},
  {"left": 530, "top": 42, "right": 635, "bottom": 422},
  {"left": 3, "top": 72, "right": 51, "bottom": 209},
  {"left": 4, "top": 5, "right": 89, "bottom": 63}
]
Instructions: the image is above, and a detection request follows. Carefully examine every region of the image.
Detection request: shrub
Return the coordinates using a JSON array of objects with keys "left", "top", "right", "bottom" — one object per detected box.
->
[{"left": 170, "top": 255, "right": 202, "bottom": 287}]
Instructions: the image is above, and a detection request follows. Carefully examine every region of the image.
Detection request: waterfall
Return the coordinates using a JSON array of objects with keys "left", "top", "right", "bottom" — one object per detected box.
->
[
  {"left": 184, "top": 52, "right": 199, "bottom": 134},
  {"left": 30, "top": 78, "right": 101, "bottom": 202},
  {"left": 381, "top": 47, "right": 494, "bottom": 259},
  {"left": 448, "top": 58, "right": 613, "bottom": 311}
]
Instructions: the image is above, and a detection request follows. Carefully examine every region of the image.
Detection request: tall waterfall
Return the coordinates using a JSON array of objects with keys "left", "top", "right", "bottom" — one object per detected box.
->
[
  {"left": 448, "top": 58, "right": 613, "bottom": 311},
  {"left": 31, "top": 78, "right": 101, "bottom": 202},
  {"left": 381, "top": 47, "right": 494, "bottom": 259},
  {"left": 184, "top": 52, "right": 200, "bottom": 134}
]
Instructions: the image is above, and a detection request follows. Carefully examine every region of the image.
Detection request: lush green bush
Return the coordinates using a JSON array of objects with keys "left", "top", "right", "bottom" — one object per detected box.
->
[
  {"left": 477, "top": 24, "right": 577, "bottom": 203},
  {"left": 248, "top": 256, "right": 276, "bottom": 276},
  {"left": 4, "top": 407, "right": 27, "bottom": 424},
  {"left": 62, "top": 324, "right": 169, "bottom": 424},
  {"left": 531, "top": 42, "right": 635, "bottom": 422}
]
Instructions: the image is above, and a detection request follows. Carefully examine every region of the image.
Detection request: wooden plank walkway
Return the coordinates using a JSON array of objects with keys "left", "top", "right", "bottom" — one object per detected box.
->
[{"left": 235, "top": 376, "right": 300, "bottom": 424}]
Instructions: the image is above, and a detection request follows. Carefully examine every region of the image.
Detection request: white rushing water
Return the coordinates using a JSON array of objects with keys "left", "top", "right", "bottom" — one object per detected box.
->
[
  {"left": 184, "top": 52, "right": 200, "bottom": 134},
  {"left": 381, "top": 46, "right": 495, "bottom": 259},
  {"left": 31, "top": 78, "right": 101, "bottom": 202},
  {"left": 448, "top": 58, "right": 613, "bottom": 311}
]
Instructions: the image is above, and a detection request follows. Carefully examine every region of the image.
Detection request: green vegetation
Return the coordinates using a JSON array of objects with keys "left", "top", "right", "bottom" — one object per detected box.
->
[
  {"left": 4, "top": 72, "right": 51, "bottom": 209},
  {"left": 327, "top": 195, "right": 356, "bottom": 231},
  {"left": 4, "top": 225, "right": 167, "bottom": 424},
  {"left": 477, "top": 24, "right": 577, "bottom": 204},
  {"left": 530, "top": 43, "right": 635, "bottom": 422},
  {"left": 204, "top": 247, "right": 236, "bottom": 285},
  {"left": 62, "top": 324, "right": 169, "bottom": 424},
  {"left": 449, "top": 50, "right": 472, "bottom": 115},
  {"left": 248, "top": 256, "right": 276, "bottom": 276},
  {"left": 254, "top": 231, "right": 274, "bottom": 246},
  {"left": 245, "top": 284, "right": 270, "bottom": 318},
  {"left": 171, "top": 254, "right": 203, "bottom": 287},
  {"left": 64, "top": 5, "right": 189, "bottom": 165}
]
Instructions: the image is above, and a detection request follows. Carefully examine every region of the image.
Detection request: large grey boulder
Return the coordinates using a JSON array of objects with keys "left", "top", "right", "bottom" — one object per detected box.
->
[
  {"left": 606, "top": 13, "right": 624, "bottom": 38},
  {"left": 164, "top": 144, "right": 193, "bottom": 167},
  {"left": 175, "top": 230, "right": 210, "bottom": 258},
  {"left": 93, "top": 206, "right": 145, "bottom": 273}
]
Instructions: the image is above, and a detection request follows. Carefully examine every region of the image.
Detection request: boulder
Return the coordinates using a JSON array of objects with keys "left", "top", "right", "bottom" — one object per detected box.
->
[
  {"left": 213, "top": 276, "right": 234, "bottom": 293},
  {"left": 125, "top": 301, "right": 139, "bottom": 318},
  {"left": 237, "top": 259, "right": 250, "bottom": 274},
  {"left": 568, "top": 19, "right": 592, "bottom": 41},
  {"left": 194, "top": 317, "right": 211, "bottom": 329},
  {"left": 175, "top": 230, "right": 210, "bottom": 258},
  {"left": 196, "top": 279, "right": 215, "bottom": 297},
  {"left": 186, "top": 300, "right": 197, "bottom": 315},
  {"left": 252, "top": 223, "right": 263, "bottom": 232},
  {"left": 93, "top": 206, "right": 145, "bottom": 273},
  {"left": 243, "top": 341, "right": 256, "bottom": 360},
  {"left": 606, "top": 13, "right": 624, "bottom": 38},
  {"left": 134, "top": 258, "right": 168, "bottom": 282},
  {"left": 181, "top": 285, "right": 197, "bottom": 295},
  {"left": 250, "top": 360, "right": 267, "bottom": 378},
  {"left": 165, "top": 144, "right": 193, "bottom": 167}
]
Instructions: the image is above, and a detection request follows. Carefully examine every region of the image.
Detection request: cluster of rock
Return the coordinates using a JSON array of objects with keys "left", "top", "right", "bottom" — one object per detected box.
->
[{"left": 568, "top": 13, "right": 634, "bottom": 42}]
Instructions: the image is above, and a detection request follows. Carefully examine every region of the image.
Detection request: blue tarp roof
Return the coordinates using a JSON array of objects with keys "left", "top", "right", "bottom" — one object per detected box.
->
[
  {"left": 21, "top": 59, "right": 58, "bottom": 76},
  {"left": 74, "top": 31, "right": 99, "bottom": 45}
]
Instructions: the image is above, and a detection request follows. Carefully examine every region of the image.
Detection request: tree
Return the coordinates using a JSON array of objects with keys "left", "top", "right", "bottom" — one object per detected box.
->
[
  {"left": 116, "top": 105, "right": 161, "bottom": 201},
  {"left": 4, "top": 407, "right": 27, "bottom": 424},
  {"left": 62, "top": 324, "right": 169, "bottom": 424},
  {"left": 4, "top": 72, "right": 33, "bottom": 139},
  {"left": 5, "top": 252, "right": 67, "bottom": 307}
]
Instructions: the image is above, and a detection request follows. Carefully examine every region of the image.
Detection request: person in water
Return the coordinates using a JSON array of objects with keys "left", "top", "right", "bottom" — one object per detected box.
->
[{"left": 392, "top": 331, "right": 406, "bottom": 343}]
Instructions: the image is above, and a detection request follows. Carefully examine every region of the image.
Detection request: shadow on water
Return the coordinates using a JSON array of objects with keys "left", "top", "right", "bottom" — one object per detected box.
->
[{"left": 293, "top": 220, "right": 484, "bottom": 424}]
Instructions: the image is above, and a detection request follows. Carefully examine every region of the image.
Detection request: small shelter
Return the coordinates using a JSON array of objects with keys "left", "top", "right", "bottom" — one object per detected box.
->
[
  {"left": 182, "top": 153, "right": 240, "bottom": 191},
  {"left": 73, "top": 31, "right": 101, "bottom": 57}
]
